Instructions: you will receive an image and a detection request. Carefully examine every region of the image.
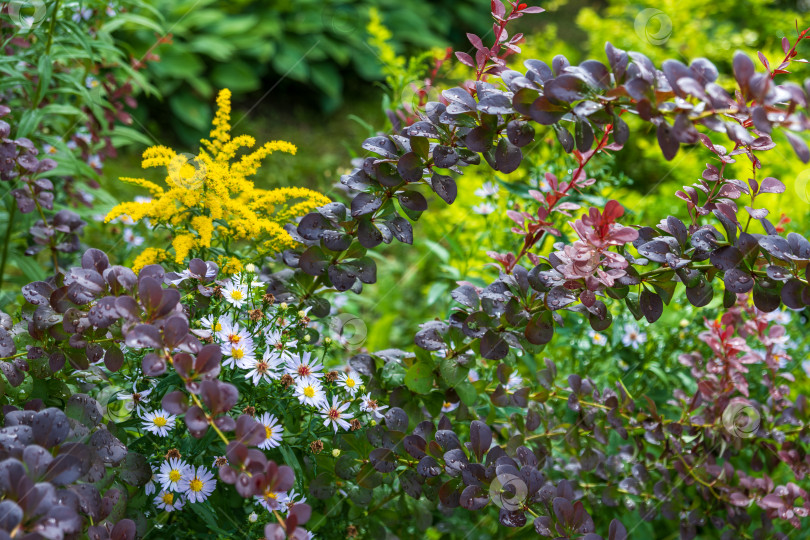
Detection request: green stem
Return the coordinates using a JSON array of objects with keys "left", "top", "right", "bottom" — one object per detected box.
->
[
  {"left": 44, "top": 0, "right": 61, "bottom": 56},
  {"left": 0, "top": 201, "right": 17, "bottom": 292}
]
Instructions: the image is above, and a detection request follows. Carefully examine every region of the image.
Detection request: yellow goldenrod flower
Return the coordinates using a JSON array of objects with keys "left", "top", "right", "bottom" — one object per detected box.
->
[
  {"left": 105, "top": 89, "right": 331, "bottom": 272},
  {"left": 132, "top": 247, "right": 168, "bottom": 274}
]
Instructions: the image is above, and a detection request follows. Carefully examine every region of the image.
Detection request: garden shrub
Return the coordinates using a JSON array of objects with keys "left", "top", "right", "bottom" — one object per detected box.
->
[{"left": 0, "top": 0, "right": 164, "bottom": 305}]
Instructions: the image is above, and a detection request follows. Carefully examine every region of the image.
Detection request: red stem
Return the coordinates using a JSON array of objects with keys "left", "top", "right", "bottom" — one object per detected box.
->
[
  {"left": 506, "top": 124, "right": 615, "bottom": 272},
  {"left": 770, "top": 26, "right": 810, "bottom": 80}
]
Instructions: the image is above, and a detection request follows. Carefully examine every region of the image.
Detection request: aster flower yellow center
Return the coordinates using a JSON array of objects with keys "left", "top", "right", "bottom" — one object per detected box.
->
[
  {"left": 162, "top": 492, "right": 174, "bottom": 505},
  {"left": 303, "top": 385, "right": 315, "bottom": 398},
  {"left": 265, "top": 425, "right": 273, "bottom": 438},
  {"left": 189, "top": 478, "right": 203, "bottom": 492},
  {"left": 231, "top": 290, "right": 243, "bottom": 301},
  {"left": 228, "top": 333, "right": 241, "bottom": 344},
  {"left": 345, "top": 377, "right": 355, "bottom": 388},
  {"left": 233, "top": 348, "right": 244, "bottom": 360},
  {"left": 169, "top": 469, "right": 182, "bottom": 482},
  {"left": 443, "top": 402, "right": 452, "bottom": 408},
  {"left": 214, "top": 322, "right": 222, "bottom": 332},
  {"left": 266, "top": 491, "right": 278, "bottom": 500},
  {"left": 154, "top": 416, "right": 167, "bottom": 427}
]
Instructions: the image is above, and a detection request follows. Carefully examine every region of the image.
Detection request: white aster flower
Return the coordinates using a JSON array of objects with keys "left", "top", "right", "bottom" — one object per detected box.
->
[
  {"left": 75, "top": 130, "right": 92, "bottom": 144},
  {"left": 320, "top": 396, "right": 352, "bottom": 433},
  {"left": 118, "top": 382, "right": 152, "bottom": 413},
  {"left": 245, "top": 350, "right": 283, "bottom": 385},
  {"left": 256, "top": 488, "right": 289, "bottom": 512},
  {"left": 587, "top": 329, "right": 608, "bottom": 346},
  {"left": 145, "top": 472, "right": 156, "bottom": 495},
  {"left": 279, "top": 489, "right": 307, "bottom": 514},
  {"left": 141, "top": 409, "right": 176, "bottom": 437},
  {"left": 294, "top": 377, "right": 326, "bottom": 408},
  {"left": 441, "top": 401, "right": 459, "bottom": 413},
  {"left": 472, "top": 202, "right": 496, "bottom": 215},
  {"left": 248, "top": 512, "right": 258, "bottom": 523},
  {"left": 257, "top": 412, "right": 284, "bottom": 450},
  {"left": 155, "top": 490, "right": 184, "bottom": 512},
  {"left": 467, "top": 369, "right": 480, "bottom": 383},
  {"left": 285, "top": 351, "right": 324, "bottom": 380},
  {"left": 123, "top": 228, "right": 144, "bottom": 246},
  {"left": 218, "top": 320, "right": 249, "bottom": 346},
  {"left": 179, "top": 466, "right": 216, "bottom": 503},
  {"left": 621, "top": 323, "right": 647, "bottom": 350},
  {"left": 766, "top": 310, "right": 792, "bottom": 325},
  {"left": 474, "top": 181, "right": 499, "bottom": 198},
  {"left": 43, "top": 143, "right": 58, "bottom": 155},
  {"left": 157, "top": 458, "right": 190, "bottom": 492},
  {"left": 359, "top": 392, "right": 388, "bottom": 420},
  {"left": 223, "top": 340, "right": 256, "bottom": 369},
  {"left": 167, "top": 269, "right": 192, "bottom": 287},
  {"left": 266, "top": 329, "right": 297, "bottom": 360},
  {"left": 505, "top": 373, "right": 523, "bottom": 391},
  {"left": 223, "top": 282, "right": 248, "bottom": 308},
  {"left": 337, "top": 370, "right": 362, "bottom": 397},
  {"left": 72, "top": 7, "right": 93, "bottom": 23},
  {"left": 193, "top": 314, "right": 223, "bottom": 339},
  {"left": 87, "top": 154, "right": 102, "bottom": 170}
]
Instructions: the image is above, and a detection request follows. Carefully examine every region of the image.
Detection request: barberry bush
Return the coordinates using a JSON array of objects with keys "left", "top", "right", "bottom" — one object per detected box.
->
[{"left": 1, "top": 1, "right": 809, "bottom": 539}]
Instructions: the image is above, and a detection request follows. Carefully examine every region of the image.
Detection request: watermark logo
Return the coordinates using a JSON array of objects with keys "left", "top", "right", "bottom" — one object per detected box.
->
[
  {"left": 321, "top": 4, "right": 360, "bottom": 36},
  {"left": 795, "top": 169, "right": 810, "bottom": 203},
  {"left": 488, "top": 473, "right": 528, "bottom": 512},
  {"left": 168, "top": 152, "right": 206, "bottom": 190},
  {"left": 722, "top": 401, "right": 760, "bottom": 438},
  {"left": 329, "top": 313, "right": 367, "bottom": 351},
  {"left": 398, "top": 80, "right": 442, "bottom": 119},
  {"left": 7, "top": 0, "right": 47, "bottom": 32},
  {"left": 95, "top": 384, "right": 135, "bottom": 424},
  {"left": 634, "top": 9, "right": 672, "bottom": 46}
]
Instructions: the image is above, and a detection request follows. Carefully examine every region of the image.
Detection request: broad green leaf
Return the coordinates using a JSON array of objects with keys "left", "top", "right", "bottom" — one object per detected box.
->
[{"left": 404, "top": 361, "right": 433, "bottom": 394}]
